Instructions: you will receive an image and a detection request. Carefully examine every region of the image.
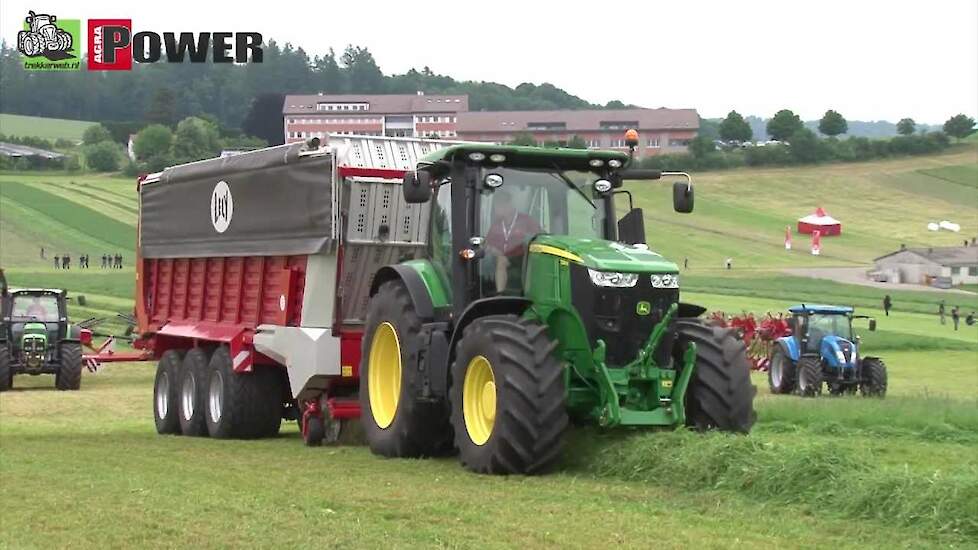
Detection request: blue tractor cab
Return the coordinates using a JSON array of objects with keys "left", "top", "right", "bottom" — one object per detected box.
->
[{"left": 768, "top": 304, "right": 886, "bottom": 397}]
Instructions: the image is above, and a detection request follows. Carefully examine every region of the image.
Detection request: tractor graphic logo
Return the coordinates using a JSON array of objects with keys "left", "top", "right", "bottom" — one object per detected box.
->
[
  {"left": 18, "top": 11, "right": 74, "bottom": 59},
  {"left": 211, "top": 181, "right": 233, "bottom": 233},
  {"left": 636, "top": 301, "right": 651, "bottom": 316}
]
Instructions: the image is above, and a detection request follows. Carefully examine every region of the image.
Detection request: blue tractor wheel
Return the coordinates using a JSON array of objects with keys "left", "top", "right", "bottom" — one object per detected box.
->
[
  {"left": 768, "top": 346, "right": 796, "bottom": 394},
  {"left": 796, "top": 357, "right": 822, "bottom": 397}
]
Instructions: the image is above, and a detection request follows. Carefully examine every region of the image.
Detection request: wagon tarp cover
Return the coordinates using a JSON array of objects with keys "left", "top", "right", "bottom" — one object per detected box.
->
[{"left": 140, "top": 143, "right": 334, "bottom": 258}]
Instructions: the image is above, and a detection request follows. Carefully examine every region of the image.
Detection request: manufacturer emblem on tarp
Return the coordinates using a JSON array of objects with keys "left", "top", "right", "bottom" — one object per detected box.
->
[{"left": 210, "top": 180, "right": 233, "bottom": 233}]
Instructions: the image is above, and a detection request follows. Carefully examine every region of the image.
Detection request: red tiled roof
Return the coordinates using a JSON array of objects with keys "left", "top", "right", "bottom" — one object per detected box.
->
[
  {"left": 456, "top": 108, "right": 698, "bottom": 133},
  {"left": 283, "top": 94, "right": 468, "bottom": 115}
]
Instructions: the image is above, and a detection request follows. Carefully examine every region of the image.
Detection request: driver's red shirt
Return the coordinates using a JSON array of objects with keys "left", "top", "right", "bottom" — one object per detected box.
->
[
  {"left": 486, "top": 213, "right": 540, "bottom": 257},
  {"left": 25, "top": 304, "right": 48, "bottom": 319}
]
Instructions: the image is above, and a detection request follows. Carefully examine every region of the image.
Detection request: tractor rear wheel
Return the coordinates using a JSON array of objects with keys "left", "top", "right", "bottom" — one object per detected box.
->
[
  {"left": 205, "top": 347, "right": 284, "bottom": 439},
  {"left": 360, "top": 280, "right": 451, "bottom": 458},
  {"left": 0, "top": 344, "right": 11, "bottom": 392},
  {"left": 796, "top": 357, "right": 822, "bottom": 397},
  {"left": 154, "top": 350, "right": 185, "bottom": 434},
  {"left": 860, "top": 357, "right": 887, "bottom": 397},
  {"left": 55, "top": 343, "right": 82, "bottom": 390},
  {"left": 450, "top": 315, "right": 567, "bottom": 474},
  {"left": 676, "top": 320, "right": 756, "bottom": 432},
  {"left": 767, "top": 345, "right": 796, "bottom": 394},
  {"left": 178, "top": 348, "right": 210, "bottom": 436}
]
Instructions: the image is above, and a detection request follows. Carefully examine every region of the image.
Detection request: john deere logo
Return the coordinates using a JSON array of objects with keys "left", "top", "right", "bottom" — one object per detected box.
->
[
  {"left": 636, "top": 301, "right": 651, "bottom": 316},
  {"left": 17, "top": 11, "right": 81, "bottom": 70}
]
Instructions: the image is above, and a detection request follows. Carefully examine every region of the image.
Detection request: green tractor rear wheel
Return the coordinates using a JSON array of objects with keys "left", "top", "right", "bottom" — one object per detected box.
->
[
  {"left": 55, "top": 342, "right": 82, "bottom": 391},
  {"left": 359, "top": 280, "right": 451, "bottom": 458},
  {"left": 676, "top": 320, "right": 756, "bottom": 432},
  {"left": 450, "top": 315, "right": 567, "bottom": 475}
]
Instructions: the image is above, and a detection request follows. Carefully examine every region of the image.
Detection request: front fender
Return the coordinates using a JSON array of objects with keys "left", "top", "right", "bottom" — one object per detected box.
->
[{"left": 776, "top": 336, "right": 800, "bottom": 362}]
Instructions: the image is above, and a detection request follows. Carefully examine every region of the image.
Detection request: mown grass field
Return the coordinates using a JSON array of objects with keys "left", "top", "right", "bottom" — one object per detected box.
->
[
  {"left": 0, "top": 113, "right": 97, "bottom": 142},
  {"left": 2, "top": 148, "right": 978, "bottom": 547}
]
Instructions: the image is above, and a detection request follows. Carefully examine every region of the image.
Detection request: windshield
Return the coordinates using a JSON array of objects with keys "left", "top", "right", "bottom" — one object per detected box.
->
[
  {"left": 478, "top": 166, "right": 607, "bottom": 243},
  {"left": 807, "top": 313, "right": 852, "bottom": 342},
  {"left": 11, "top": 295, "right": 59, "bottom": 322}
]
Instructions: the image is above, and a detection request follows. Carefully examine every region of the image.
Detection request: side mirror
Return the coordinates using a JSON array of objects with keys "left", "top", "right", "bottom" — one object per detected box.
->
[
  {"left": 673, "top": 181, "right": 694, "bottom": 213},
  {"left": 402, "top": 170, "right": 432, "bottom": 204},
  {"left": 617, "top": 208, "right": 646, "bottom": 245},
  {"left": 868, "top": 319, "right": 877, "bottom": 331}
]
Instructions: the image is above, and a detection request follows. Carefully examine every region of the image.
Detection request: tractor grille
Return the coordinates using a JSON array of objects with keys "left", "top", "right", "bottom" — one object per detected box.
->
[
  {"left": 569, "top": 264, "right": 678, "bottom": 366},
  {"left": 839, "top": 340, "right": 853, "bottom": 363}
]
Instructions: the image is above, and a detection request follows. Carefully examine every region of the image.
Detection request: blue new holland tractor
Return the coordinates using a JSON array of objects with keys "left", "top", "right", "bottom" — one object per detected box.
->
[{"left": 767, "top": 305, "right": 887, "bottom": 397}]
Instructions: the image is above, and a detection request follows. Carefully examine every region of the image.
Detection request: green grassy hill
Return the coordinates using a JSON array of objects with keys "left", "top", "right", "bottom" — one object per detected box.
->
[{"left": 0, "top": 113, "right": 98, "bottom": 142}]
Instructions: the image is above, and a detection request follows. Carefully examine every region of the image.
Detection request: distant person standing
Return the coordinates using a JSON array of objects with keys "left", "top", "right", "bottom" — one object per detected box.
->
[
  {"left": 62, "top": 253, "right": 71, "bottom": 270},
  {"left": 966, "top": 311, "right": 976, "bottom": 327},
  {"left": 951, "top": 306, "right": 960, "bottom": 331},
  {"left": 40, "top": 247, "right": 45, "bottom": 259},
  {"left": 725, "top": 257, "right": 733, "bottom": 270},
  {"left": 684, "top": 257, "right": 689, "bottom": 270},
  {"left": 939, "top": 300, "right": 946, "bottom": 325},
  {"left": 883, "top": 295, "right": 892, "bottom": 316},
  {"left": 54, "top": 254, "right": 60, "bottom": 269},
  {"left": 101, "top": 254, "right": 108, "bottom": 269}
]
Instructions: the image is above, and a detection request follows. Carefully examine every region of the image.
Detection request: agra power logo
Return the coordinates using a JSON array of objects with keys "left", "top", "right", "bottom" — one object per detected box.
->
[{"left": 17, "top": 11, "right": 80, "bottom": 70}]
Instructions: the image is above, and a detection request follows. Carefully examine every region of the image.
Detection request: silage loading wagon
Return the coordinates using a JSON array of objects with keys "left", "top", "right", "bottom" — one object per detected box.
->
[{"left": 136, "top": 134, "right": 755, "bottom": 474}]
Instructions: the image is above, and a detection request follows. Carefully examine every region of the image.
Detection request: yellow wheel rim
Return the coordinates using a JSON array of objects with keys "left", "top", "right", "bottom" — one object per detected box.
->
[
  {"left": 368, "top": 322, "right": 401, "bottom": 429},
  {"left": 463, "top": 355, "right": 496, "bottom": 446}
]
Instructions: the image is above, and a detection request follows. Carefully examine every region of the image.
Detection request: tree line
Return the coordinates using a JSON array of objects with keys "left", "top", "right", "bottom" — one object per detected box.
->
[
  {"left": 0, "top": 40, "right": 632, "bottom": 142},
  {"left": 642, "top": 108, "right": 975, "bottom": 171}
]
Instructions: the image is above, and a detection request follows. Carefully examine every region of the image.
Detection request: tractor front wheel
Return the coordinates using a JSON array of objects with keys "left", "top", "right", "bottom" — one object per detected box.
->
[
  {"left": 0, "top": 344, "right": 11, "bottom": 392},
  {"left": 450, "top": 315, "right": 567, "bottom": 474},
  {"left": 676, "top": 320, "right": 756, "bottom": 432},
  {"left": 796, "top": 357, "right": 822, "bottom": 397},
  {"left": 767, "top": 345, "right": 796, "bottom": 394},
  {"left": 860, "top": 357, "right": 887, "bottom": 397},
  {"left": 55, "top": 343, "right": 82, "bottom": 390},
  {"left": 360, "top": 280, "right": 451, "bottom": 458}
]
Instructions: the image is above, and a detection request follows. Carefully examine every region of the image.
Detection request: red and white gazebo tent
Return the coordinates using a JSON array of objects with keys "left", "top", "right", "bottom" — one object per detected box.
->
[{"left": 797, "top": 207, "right": 841, "bottom": 236}]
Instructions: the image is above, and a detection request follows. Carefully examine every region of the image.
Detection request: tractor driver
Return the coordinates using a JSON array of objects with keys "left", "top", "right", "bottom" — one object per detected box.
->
[
  {"left": 25, "top": 296, "right": 50, "bottom": 320},
  {"left": 485, "top": 189, "right": 540, "bottom": 294}
]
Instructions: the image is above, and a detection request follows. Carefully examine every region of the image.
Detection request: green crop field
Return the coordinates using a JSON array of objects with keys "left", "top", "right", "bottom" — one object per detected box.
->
[
  {"left": 2, "top": 148, "right": 978, "bottom": 547},
  {"left": 0, "top": 113, "right": 98, "bottom": 142}
]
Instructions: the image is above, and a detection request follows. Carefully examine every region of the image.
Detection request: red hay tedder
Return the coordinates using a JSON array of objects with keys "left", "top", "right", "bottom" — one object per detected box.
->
[{"left": 708, "top": 311, "right": 792, "bottom": 371}]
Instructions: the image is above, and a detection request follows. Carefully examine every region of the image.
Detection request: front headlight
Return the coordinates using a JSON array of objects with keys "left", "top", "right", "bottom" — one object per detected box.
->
[
  {"left": 835, "top": 350, "right": 847, "bottom": 364},
  {"left": 650, "top": 273, "right": 680, "bottom": 288},
  {"left": 588, "top": 269, "right": 639, "bottom": 288}
]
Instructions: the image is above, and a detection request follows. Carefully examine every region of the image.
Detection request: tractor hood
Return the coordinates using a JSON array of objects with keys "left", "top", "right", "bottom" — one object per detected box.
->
[
  {"left": 530, "top": 235, "right": 678, "bottom": 273},
  {"left": 820, "top": 335, "right": 857, "bottom": 368}
]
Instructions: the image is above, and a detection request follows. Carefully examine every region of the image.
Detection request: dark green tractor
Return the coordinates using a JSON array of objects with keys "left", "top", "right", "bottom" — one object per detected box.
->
[
  {"left": 359, "top": 134, "right": 756, "bottom": 475},
  {"left": 0, "top": 286, "right": 85, "bottom": 391}
]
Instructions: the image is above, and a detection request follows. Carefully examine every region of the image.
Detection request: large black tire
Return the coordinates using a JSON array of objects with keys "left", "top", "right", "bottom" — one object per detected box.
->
[
  {"left": 178, "top": 348, "right": 210, "bottom": 436},
  {"left": 55, "top": 343, "right": 82, "bottom": 391},
  {"left": 796, "top": 357, "right": 822, "bottom": 397},
  {"left": 767, "top": 345, "right": 796, "bottom": 395},
  {"left": 860, "top": 357, "right": 887, "bottom": 398},
  {"left": 0, "top": 344, "right": 11, "bottom": 392},
  {"left": 205, "top": 347, "right": 284, "bottom": 439},
  {"left": 360, "top": 281, "right": 452, "bottom": 458},
  {"left": 153, "top": 350, "right": 185, "bottom": 434},
  {"left": 675, "top": 320, "right": 756, "bottom": 432},
  {"left": 450, "top": 315, "right": 567, "bottom": 475}
]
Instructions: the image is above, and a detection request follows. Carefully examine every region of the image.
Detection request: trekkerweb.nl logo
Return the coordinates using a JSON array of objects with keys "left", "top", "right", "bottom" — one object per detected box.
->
[{"left": 17, "top": 10, "right": 81, "bottom": 71}]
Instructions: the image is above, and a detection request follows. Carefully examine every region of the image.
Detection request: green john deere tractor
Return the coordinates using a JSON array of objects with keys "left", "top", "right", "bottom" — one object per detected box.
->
[
  {"left": 0, "top": 283, "right": 85, "bottom": 391},
  {"left": 360, "top": 134, "right": 756, "bottom": 474}
]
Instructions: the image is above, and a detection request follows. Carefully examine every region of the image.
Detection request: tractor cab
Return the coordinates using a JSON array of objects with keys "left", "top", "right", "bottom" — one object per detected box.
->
[{"left": 3, "top": 289, "right": 68, "bottom": 360}]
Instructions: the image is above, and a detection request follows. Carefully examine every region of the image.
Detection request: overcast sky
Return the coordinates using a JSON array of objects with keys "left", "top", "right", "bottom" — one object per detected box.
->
[{"left": 3, "top": 0, "right": 976, "bottom": 124}]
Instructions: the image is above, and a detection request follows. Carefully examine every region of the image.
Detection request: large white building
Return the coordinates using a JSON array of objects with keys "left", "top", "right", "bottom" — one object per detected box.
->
[{"left": 873, "top": 245, "right": 978, "bottom": 286}]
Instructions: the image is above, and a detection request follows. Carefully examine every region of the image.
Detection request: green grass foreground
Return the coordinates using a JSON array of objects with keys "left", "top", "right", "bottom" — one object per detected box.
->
[{"left": 2, "top": 365, "right": 976, "bottom": 548}]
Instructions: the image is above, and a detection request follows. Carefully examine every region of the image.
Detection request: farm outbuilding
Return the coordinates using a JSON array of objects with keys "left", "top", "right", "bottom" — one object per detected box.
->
[
  {"left": 873, "top": 245, "right": 978, "bottom": 286},
  {"left": 797, "top": 207, "right": 841, "bottom": 236}
]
